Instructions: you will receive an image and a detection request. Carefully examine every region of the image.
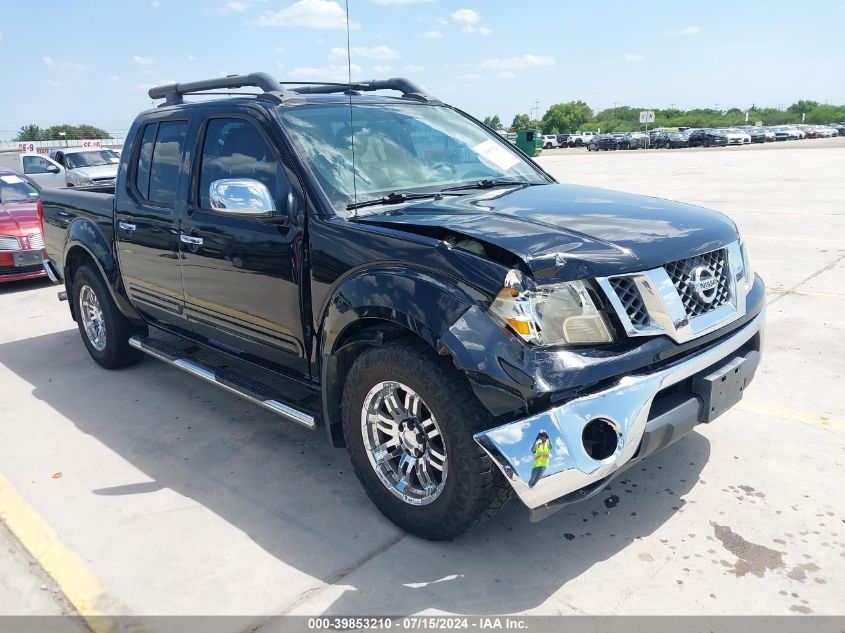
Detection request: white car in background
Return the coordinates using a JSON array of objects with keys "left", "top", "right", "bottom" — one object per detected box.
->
[
  {"left": 722, "top": 128, "right": 752, "bottom": 145},
  {"left": 19, "top": 147, "right": 118, "bottom": 189},
  {"left": 781, "top": 126, "right": 804, "bottom": 139},
  {"left": 541, "top": 135, "right": 559, "bottom": 149}
]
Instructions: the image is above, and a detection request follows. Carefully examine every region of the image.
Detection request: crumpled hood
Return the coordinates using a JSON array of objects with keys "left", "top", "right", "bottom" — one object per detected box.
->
[
  {"left": 0, "top": 201, "right": 41, "bottom": 236},
  {"left": 71, "top": 164, "right": 118, "bottom": 179},
  {"left": 357, "top": 184, "right": 738, "bottom": 281}
]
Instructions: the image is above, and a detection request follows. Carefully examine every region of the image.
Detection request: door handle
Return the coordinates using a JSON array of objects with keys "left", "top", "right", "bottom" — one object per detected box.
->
[
  {"left": 118, "top": 221, "right": 136, "bottom": 232},
  {"left": 180, "top": 234, "right": 203, "bottom": 246}
]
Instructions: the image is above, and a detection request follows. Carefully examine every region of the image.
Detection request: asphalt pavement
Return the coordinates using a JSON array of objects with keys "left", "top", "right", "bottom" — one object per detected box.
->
[{"left": 0, "top": 139, "right": 843, "bottom": 627}]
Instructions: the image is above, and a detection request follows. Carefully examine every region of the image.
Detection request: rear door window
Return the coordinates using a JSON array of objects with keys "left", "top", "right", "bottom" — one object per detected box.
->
[
  {"left": 148, "top": 121, "right": 188, "bottom": 206},
  {"left": 135, "top": 123, "right": 158, "bottom": 199}
]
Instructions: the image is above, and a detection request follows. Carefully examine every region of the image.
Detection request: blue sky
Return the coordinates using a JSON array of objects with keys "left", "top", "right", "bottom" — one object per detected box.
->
[{"left": 1, "top": 0, "right": 844, "bottom": 139}]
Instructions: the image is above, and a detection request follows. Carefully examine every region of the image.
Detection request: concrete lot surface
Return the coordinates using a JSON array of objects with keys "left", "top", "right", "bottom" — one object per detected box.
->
[{"left": 1, "top": 141, "right": 844, "bottom": 627}]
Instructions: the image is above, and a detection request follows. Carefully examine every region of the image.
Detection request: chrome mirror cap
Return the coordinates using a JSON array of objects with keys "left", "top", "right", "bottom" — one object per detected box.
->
[{"left": 209, "top": 178, "right": 276, "bottom": 217}]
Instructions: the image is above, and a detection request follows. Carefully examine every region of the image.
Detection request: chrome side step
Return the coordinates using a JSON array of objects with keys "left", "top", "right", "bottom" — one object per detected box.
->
[{"left": 128, "top": 335, "right": 316, "bottom": 430}]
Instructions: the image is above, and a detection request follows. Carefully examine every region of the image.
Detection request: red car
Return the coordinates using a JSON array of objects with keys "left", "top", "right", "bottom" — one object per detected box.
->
[{"left": 0, "top": 170, "right": 47, "bottom": 283}]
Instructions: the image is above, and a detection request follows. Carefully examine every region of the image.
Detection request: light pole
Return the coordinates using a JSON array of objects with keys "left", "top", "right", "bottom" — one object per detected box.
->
[{"left": 59, "top": 131, "right": 67, "bottom": 147}]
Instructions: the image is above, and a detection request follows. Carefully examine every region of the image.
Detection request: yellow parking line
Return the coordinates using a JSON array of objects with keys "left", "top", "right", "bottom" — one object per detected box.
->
[
  {"left": 736, "top": 401, "right": 845, "bottom": 432},
  {"left": 0, "top": 473, "right": 115, "bottom": 633}
]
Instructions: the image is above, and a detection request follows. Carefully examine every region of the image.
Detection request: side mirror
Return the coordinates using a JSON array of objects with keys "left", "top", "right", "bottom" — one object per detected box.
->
[
  {"left": 209, "top": 178, "right": 286, "bottom": 224},
  {"left": 47, "top": 165, "right": 61, "bottom": 174}
]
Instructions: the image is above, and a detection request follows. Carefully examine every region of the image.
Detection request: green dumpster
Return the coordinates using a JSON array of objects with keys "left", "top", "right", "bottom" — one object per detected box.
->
[{"left": 516, "top": 128, "right": 542, "bottom": 157}]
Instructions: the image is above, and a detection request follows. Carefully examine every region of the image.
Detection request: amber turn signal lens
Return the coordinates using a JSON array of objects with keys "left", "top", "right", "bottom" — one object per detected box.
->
[{"left": 506, "top": 319, "right": 531, "bottom": 335}]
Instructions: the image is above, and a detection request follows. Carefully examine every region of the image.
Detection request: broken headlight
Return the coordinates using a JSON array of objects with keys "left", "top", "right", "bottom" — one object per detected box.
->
[{"left": 489, "top": 272, "right": 614, "bottom": 346}]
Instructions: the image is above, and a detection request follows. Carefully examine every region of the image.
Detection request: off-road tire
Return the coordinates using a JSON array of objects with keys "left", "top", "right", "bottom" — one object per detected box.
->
[
  {"left": 73, "top": 263, "right": 145, "bottom": 369},
  {"left": 342, "top": 339, "right": 513, "bottom": 540}
]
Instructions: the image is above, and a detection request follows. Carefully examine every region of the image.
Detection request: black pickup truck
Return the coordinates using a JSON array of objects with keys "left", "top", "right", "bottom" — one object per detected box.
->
[{"left": 40, "top": 73, "right": 765, "bottom": 539}]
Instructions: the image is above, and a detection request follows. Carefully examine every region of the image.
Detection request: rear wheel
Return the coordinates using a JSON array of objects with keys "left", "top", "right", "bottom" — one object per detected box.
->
[
  {"left": 73, "top": 263, "right": 145, "bottom": 369},
  {"left": 342, "top": 340, "right": 512, "bottom": 540}
]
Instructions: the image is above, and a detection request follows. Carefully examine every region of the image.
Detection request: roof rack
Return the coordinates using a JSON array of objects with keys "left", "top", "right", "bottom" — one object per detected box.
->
[
  {"left": 148, "top": 72, "right": 304, "bottom": 106},
  {"left": 148, "top": 72, "right": 438, "bottom": 106},
  {"left": 290, "top": 78, "right": 439, "bottom": 103}
]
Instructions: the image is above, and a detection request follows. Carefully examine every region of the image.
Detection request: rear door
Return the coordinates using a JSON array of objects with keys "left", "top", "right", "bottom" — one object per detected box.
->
[
  {"left": 178, "top": 113, "right": 309, "bottom": 376},
  {"left": 18, "top": 154, "right": 66, "bottom": 189},
  {"left": 115, "top": 117, "right": 189, "bottom": 325}
]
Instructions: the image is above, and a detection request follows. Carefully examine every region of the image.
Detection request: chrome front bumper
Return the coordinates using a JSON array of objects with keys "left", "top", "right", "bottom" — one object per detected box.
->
[{"left": 474, "top": 309, "right": 764, "bottom": 511}]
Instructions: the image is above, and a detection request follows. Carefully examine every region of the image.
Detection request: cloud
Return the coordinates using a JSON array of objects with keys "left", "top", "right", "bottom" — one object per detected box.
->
[
  {"left": 404, "top": 64, "right": 424, "bottom": 72},
  {"left": 329, "top": 45, "right": 399, "bottom": 60},
  {"left": 482, "top": 54, "right": 554, "bottom": 71},
  {"left": 42, "top": 56, "right": 55, "bottom": 66},
  {"left": 451, "top": 8, "right": 480, "bottom": 26},
  {"left": 451, "top": 8, "right": 490, "bottom": 34},
  {"left": 213, "top": 0, "right": 249, "bottom": 13},
  {"left": 133, "top": 55, "right": 154, "bottom": 65},
  {"left": 0, "top": 32, "right": 3, "bottom": 44},
  {"left": 666, "top": 25, "right": 700, "bottom": 36},
  {"left": 132, "top": 82, "right": 157, "bottom": 92},
  {"left": 374, "top": 0, "right": 434, "bottom": 4},
  {"left": 46, "top": 80, "right": 62, "bottom": 88},
  {"left": 459, "top": 73, "right": 482, "bottom": 80},
  {"left": 187, "top": 54, "right": 197, "bottom": 62},
  {"left": 624, "top": 53, "right": 643, "bottom": 62},
  {"left": 61, "top": 62, "right": 88, "bottom": 73},
  {"left": 372, "top": 64, "right": 394, "bottom": 74},
  {"left": 290, "top": 63, "right": 362, "bottom": 80},
  {"left": 421, "top": 29, "right": 442, "bottom": 39},
  {"left": 108, "top": 75, "right": 121, "bottom": 82},
  {"left": 256, "top": 0, "right": 359, "bottom": 30},
  {"left": 497, "top": 71, "right": 515, "bottom": 79}
]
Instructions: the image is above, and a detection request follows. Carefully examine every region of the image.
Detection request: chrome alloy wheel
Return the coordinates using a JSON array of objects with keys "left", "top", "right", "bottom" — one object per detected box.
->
[
  {"left": 79, "top": 284, "right": 107, "bottom": 352},
  {"left": 361, "top": 381, "right": 448, "bottom": 506}
]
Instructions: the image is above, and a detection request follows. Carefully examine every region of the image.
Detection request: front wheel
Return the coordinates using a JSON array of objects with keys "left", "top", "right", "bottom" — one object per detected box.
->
[
  {"left": 342, "top": 340, "right": 512, "bottom": 540},
  {"left": 73, "top": 263, "right": 145, "bottom": 369}
]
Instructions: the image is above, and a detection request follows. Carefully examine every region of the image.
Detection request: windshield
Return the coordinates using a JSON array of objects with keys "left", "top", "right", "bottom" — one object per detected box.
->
[
  {"left": 0, "top": 174, "right": 39, "bottom": 203},
  {"left": 278, "top": 103, "right": 547, "bottom": 214},
  {"left": 65, "top": 150, "right": 116, "bottom": 170}
]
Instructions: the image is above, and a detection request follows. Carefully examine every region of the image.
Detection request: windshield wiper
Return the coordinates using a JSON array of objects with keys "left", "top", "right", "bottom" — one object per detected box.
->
[
  {"left": 440, "top": 178, "right": 543, "bottom": 193},
  {"left": 346, "top": 191, "right": 446, "bottom": 211}
]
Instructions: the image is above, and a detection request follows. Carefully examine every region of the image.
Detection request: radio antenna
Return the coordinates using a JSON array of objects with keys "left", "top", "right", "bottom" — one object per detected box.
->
[{"left": 345, "top": 0, "right": 358, "bottom": 217}]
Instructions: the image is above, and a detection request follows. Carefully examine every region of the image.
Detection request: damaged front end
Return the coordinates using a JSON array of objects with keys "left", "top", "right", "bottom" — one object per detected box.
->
[{"left": 474, "top": 308, "right": 763, "bottom": 521}]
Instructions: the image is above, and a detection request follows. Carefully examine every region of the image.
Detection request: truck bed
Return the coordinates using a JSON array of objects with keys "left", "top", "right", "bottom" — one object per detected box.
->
[{"left": 41, "top": 186, "right": 116, "bottom": 271}]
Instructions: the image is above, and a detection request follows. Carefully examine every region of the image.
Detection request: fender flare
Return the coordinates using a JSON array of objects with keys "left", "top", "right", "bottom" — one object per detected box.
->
[
  {"left": 63, "top": 218, "right": 142, "bottom": 323},
  {"left": 318, "top": 265, "right": 530, "bottom": 445}
]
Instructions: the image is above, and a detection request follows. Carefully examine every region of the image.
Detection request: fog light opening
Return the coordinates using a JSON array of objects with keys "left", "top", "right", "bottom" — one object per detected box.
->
[{"left": 582, "top": 418, "right": 619, "bottom": 461}]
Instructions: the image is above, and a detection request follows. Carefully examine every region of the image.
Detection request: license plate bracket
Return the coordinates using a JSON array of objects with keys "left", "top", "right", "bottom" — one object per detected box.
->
[
  {"left": 692, "top": 351, "right": 760, "bottom": 423},
  {"left": 13, "top": 250, "right": 42, "bottom": 267}
]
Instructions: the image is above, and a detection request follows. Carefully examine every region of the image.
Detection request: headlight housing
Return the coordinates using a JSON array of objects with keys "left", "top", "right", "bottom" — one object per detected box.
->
[
  {"left": 739, "top": 237, "right": 754, "bottom": 293},
  {"left": 489, "top": 272, "right": 614, "bottom": 346},
  {"left": 74, "top": 172, "right": 92, "bottom": 185}
]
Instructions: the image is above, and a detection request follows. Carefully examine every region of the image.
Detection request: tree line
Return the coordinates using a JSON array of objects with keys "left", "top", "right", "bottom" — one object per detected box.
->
[
  {"left": 13, "top": 123, "right": 112, "bottom": 142},
  {"left": 483, "top": 100, "right": 845, "bottom": 134}
]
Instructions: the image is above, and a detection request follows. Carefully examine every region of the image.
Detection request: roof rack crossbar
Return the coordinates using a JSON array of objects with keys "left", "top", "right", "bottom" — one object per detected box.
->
[
  {"left": 148, "top": 72, "right": 302, "bottom": 106},
  {"left": 291, "top": 78, "right": 438, "bottom": 103},
  {"left": 148, "top": 73, "right": 437, "bottom": 106}
]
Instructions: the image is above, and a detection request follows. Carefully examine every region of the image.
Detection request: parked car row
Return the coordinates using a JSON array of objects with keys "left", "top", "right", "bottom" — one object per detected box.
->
[{"left": 555, "top": 122, "right": 843, "bottom": 151}]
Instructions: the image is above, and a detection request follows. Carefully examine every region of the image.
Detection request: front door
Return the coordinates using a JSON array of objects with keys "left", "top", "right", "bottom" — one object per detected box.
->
[
  {"left": 18, "top": 154, "right": 66, "bottom": 189},
  {"left": 179, "top": 115, "right": 309, "bottom": 376},
  {"left": 115, "top": 118, "right": 189, "bottom": 325}
]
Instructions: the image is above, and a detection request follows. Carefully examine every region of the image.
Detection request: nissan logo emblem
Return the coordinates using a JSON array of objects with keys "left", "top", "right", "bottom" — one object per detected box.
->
[{"left": 690, "top": 266, "right": 718, "bottom": 303}]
